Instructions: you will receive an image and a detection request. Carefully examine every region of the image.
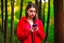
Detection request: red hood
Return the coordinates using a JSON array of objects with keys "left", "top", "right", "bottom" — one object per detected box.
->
[
  {"left": 21, "top": 17, "right": 27, "bottom": 22},
  {"left": 21, "top": 17, "right": 39, "bottom": 23}
]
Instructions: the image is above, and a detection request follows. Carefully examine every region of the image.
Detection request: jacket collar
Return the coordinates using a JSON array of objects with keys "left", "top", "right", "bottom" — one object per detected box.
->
[{"left": 21, "top": 16, "right": 39, "bottom": 24}]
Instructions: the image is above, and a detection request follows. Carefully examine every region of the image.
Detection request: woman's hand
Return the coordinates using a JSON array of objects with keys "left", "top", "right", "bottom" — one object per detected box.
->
[
  {"left": 30, "top": 26, "right": 39, "bottom": 33},
  {"left": 33, "top": 26, "right": 39, "bottom": 31},
  {"left": 29, "top": 27, "right": 34, "bottom": 33}
]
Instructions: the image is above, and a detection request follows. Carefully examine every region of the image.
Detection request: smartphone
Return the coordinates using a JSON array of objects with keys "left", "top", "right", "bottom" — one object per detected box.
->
[{"left": 32, "top": 24, "right": 38, "bottom": 27}]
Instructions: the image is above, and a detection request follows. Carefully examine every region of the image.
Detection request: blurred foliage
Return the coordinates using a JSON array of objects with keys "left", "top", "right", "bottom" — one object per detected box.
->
[{"left": 0, "top": 0, "right": 54, "bottom": 43}]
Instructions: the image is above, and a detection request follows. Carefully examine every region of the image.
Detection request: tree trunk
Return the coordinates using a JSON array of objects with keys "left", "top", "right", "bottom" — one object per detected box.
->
[
  {"left": 43, "top": 0, "right": 46, "bottom": 25},
  {"left": 38, "top": 0, "right": 42, "bottom": 20},
  {"left": 10, "top": 0, "right": 14, "bottom": 43},
  {"left": 19, "top": 0, "right": 23, "bottom": 20},
  {"left": 54, "top": 0, "right": 64, "bottom": 43},
  {"left": 1, "top": 0, "right": 4, "bottom": 32},
  {"left": 4, "top": 0, "right": 8, "bottom": 43},
  {"left": 44, "top": 0, "right": 50, "bottom": 43}
]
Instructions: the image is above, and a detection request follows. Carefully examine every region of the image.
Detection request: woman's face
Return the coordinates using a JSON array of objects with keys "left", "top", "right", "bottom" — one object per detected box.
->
[{"left": 27, "top": 7, "right": 36, "bottom": 19}]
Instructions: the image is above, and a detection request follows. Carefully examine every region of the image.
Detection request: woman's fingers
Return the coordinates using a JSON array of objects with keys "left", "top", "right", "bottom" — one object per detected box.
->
[{"left": 30, "top": 27, "right": 39, "bottom": 33}]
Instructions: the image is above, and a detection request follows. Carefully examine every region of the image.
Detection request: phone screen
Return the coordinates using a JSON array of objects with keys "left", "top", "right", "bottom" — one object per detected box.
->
[{"left": 32, "top": 24, "right": 37, "bottom": 27}]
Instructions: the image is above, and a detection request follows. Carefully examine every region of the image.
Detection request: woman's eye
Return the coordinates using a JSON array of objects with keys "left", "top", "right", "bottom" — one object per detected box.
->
[
  {"left": 34, "top": 11, "right": 36, "bottom": 13},
  {"left": 30, "top": 10, "right": 33, "bottom": 12},
  {"left": 30, "top": 10, "right": 36, "bottom": 13}
]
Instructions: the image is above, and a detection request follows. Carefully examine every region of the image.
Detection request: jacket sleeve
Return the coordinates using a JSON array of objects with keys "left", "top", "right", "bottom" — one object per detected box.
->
[
  {"left": 36, "top": 20, "right": 45, "bottom": 40},
  {"left": 16, "top": 20, "right": 30, "bottom": 41}
]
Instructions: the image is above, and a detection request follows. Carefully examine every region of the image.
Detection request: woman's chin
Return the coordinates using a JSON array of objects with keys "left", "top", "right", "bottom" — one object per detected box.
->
[{"left": 31, "top": 16, "right": 34, "bottom": 18}]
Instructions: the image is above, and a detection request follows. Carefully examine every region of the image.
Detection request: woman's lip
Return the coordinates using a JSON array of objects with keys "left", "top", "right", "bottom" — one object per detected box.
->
[
  {"left": 31, "top": 15, "right": 34, "bottom": 16},
  {"left": 31, "top": 14, "right": 34, "bottom": 16}
]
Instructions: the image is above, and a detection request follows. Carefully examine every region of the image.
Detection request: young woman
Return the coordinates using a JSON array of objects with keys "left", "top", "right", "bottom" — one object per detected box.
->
[{"left": 16, "top": 2, "right": 45, "bottom": 43}]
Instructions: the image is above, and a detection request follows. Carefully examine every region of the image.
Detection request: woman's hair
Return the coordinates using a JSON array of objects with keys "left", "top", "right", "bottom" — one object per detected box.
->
[{"left": 25, "top": 2, "right": 38, "bottom": 23}]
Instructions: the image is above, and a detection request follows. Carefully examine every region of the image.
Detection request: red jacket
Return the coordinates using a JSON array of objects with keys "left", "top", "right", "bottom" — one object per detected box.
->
[{"left": 16, "top": 17, "right": 45, "bottom": 43}]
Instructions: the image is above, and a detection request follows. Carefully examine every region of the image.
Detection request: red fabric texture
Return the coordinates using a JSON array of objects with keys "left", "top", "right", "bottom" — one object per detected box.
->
[{"left": 16, "top": 17, "right": 45, "bottom": 43}]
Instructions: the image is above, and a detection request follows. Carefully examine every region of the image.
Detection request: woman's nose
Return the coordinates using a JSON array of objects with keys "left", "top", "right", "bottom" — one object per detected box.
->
[{"left": 32, "top": 12, "right": 35, "bottom": 14}]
